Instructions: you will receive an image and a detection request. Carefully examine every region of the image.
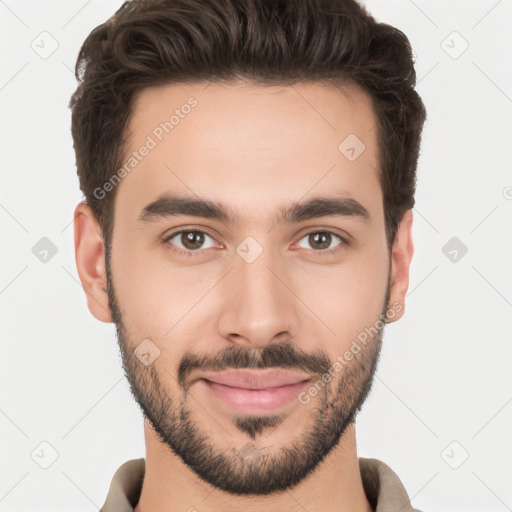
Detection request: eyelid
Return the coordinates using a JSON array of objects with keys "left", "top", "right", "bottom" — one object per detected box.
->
[{"left": 162, "top": 224, "right": 221, "bottom": 241}]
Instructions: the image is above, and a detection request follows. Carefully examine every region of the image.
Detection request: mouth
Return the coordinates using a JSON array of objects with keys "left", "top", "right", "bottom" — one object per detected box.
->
[
  {"left": 196, "top": 369, "right": 313, "bottom": 414},
  {"left": 198, "top": 368, "right": 313, "bottom": 389}
]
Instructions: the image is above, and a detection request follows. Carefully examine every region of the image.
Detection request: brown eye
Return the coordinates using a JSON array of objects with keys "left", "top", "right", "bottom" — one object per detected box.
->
[
  {"left": 166, "top": 230, "right": 216, "bottom": 252},
  {"left": 297, "top": 231, "right": 344, "bottom": 252}
]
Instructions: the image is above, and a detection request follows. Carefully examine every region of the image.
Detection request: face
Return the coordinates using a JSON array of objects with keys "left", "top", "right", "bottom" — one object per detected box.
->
[{"left": 76, "top": 79, "right": 413, "bottom": 495}]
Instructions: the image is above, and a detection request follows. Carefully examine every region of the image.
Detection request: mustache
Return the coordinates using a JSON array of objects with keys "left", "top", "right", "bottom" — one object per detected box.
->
[{"left": 178, "top": 340, "right": 331, "bottom": 390}]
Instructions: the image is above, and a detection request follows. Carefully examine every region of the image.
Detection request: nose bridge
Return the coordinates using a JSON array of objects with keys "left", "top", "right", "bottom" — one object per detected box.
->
[{"left": 217, "top": 238, "right": 296, "bottom": 347}]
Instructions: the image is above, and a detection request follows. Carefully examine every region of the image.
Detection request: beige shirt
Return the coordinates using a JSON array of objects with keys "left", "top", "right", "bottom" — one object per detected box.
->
[{"left": 100, "top": 457, "right": 423, "bottom": 512}]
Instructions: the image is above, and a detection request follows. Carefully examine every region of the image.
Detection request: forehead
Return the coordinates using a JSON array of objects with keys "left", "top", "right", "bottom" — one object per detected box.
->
[
  {"left": 129, "top": 79, "right": 377, "bottom": 154},
  {"left": 116, "top": 79, "right": 381, "bottom": 226}
]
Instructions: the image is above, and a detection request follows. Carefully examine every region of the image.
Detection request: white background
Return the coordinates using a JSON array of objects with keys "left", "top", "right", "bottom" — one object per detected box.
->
[{"left": 0, "top": 1, "right": 511, "bottom": 510}]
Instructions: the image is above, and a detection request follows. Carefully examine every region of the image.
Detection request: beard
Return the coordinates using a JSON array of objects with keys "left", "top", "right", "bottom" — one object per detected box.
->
[{"left": 105, "top": 250, "right": 390, "bottom": 496}]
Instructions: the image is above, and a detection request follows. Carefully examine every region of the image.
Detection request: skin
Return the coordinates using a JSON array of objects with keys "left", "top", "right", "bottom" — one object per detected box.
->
[{"left": 74, "top": 80, "right": 414, "bottom": 512}]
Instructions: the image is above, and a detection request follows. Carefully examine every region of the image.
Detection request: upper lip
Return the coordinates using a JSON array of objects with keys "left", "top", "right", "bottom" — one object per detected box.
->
[{"left": 199, "top": 369, "right": 312, "bottom": 390}]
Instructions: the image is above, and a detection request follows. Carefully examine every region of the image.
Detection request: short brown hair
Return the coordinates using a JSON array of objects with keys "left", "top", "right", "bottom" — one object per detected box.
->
[{"left": 69, "top": 0, "right": 427, "bottom": 250}]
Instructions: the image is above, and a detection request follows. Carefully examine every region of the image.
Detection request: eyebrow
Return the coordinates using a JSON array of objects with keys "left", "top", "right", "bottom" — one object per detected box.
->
[{"left": 137, "top": 193, "right": 370, "bottom": 225}]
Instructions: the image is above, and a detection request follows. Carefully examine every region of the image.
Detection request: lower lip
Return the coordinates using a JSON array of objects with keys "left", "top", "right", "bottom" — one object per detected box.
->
[{"left": 201, "top": 379, "right": 311, "bottom": 414}]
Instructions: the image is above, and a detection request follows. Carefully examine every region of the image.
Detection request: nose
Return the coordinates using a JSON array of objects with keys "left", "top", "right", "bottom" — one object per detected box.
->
[{"left": 216, "top": 242, "right": 298, "bottom": 349}]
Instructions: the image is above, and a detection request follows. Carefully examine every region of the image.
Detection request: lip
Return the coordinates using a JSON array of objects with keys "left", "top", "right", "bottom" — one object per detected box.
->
[
  {"left": 199, "top": 369, "right": 312, "bottom": 389},
  {"left": 197, "top": 369, "right": 313, "bottom": 414}
]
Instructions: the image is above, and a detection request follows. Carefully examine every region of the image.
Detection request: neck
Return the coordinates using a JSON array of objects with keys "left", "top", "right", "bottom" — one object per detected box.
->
[{"left": 134, "top": 420, "right": 372, "bottom": 512}]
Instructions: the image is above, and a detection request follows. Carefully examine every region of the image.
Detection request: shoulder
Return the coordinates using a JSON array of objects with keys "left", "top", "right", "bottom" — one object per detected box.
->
[{"left": 359, "top": 457, "right": 425, "bottom": 512}]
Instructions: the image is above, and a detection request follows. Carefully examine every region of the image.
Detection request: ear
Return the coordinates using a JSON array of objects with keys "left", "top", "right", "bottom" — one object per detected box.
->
[
  {"left": 73, "top": 202, "right": 113, "bottom": 323},
  {"left": 387, "top": 209, "right": 414, "bottom": 323}
]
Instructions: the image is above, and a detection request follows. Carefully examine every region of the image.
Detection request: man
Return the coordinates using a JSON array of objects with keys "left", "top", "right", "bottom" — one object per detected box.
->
[{"left": 70, "top": 0, "right": 426, "bottom": 510}]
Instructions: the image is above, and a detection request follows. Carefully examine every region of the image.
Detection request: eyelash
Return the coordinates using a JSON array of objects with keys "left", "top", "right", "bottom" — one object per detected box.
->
[{"left": 162, "top": 227, "right": 349, "bottom": 258}]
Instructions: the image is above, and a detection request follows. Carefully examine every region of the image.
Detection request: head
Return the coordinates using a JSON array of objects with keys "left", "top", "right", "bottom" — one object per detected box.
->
[{"left": 71, "top": 0, "right": 425, "bottom": 496}]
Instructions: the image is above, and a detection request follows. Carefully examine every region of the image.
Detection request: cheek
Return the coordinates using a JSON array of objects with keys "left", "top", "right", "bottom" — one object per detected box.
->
[
  {"left": 289, "top": 250, "right": 389, "bottom": 344},
  {"left": 110, "top": 241, "right": 221, "bottom": 338}
]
